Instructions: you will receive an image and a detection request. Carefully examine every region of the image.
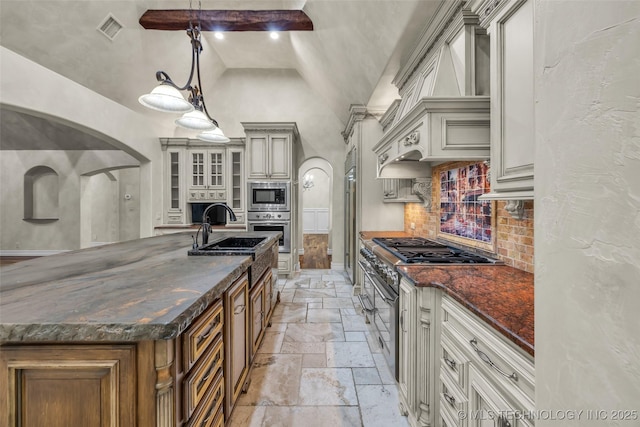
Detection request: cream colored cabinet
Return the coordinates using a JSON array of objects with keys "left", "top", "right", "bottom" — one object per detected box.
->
[
  {"left": 383, "top": 178, "right": 420, "bottom": 203},
  {"left": 164, "top": 148, "right": 185, "bottom": 224},
  {"left": 477, "top": 0, "right": 535, "bottom": 215},
  {"left": 160, "top": 138, "right": 246, "bottom": 227},
  {"left": 440, "top": 294, "right": 535, "bottom": 427},
  {"left": 224, "top": 273, "right": 249, "bottom": 418},
  {"left": 188, "top": 149, "right": 226, "bottom": 202},
  {"left": 246, "top": 133, "right": 291, "bottom": 180},
  {"left": 243, "top": 123, "right": 299, "bottom": 181},
  {"left": 398, "top": 278, "right": 442, "bottom": 427},
  {"left": 398, "top": 278, "right": 417, "bottom": 416}
]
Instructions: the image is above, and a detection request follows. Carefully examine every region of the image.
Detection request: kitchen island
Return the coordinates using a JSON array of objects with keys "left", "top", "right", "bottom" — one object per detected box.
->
[{"left": 0, "top": 231, "right": 280, "bottom": 427}]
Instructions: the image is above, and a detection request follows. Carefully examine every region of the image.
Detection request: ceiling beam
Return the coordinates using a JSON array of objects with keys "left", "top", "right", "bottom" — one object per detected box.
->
[{"left": 139, "top": 9, "right": 313, "bottom": 32}]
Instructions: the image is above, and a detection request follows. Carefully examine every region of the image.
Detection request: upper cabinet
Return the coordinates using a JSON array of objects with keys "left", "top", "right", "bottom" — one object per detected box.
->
[
  {"left": 243, "top": 123, "right": 300, "bottom": 181},
  {"left": 160, "top": 138, "right": 246, "bottom": 225},
  {"left": 188, "top": 149, "right": 227, "bottom": 202},
  {"left": 477, "top": 0, "right": 535, "bottom": 217}
]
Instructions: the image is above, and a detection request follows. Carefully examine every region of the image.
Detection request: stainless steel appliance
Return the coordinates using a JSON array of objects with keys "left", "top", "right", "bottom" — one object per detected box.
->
[
  {"left": 247, "top": 211, "right": 291, "bottom": 253},
  {"left": 248, "top": 182, "right": 290, "bottom": 212},
  {"left": 358, "top": 237, "right": 501, "bottom": 380}
]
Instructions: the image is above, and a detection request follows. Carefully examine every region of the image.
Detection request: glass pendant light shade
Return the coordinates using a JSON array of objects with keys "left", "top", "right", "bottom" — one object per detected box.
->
[
  {"left": 198, "top": 127, "right": 231, "bottom": 143},
  {"left": 175, "top": 109, "right": 216, "bottom": 130},
  {"left": 138, "top": 84, "right": 193, "bottom": 113}
]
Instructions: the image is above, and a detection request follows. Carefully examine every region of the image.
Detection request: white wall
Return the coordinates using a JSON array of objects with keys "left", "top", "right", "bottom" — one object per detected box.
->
[
  {"left": 0, "top": 150, "right": 140, "bottom": 251},
  {"left": 204, "top": 68, "right": 347, "bottom": 264},
  {"left": 0, "top": 47, "right": 165, "bottom": 238},
  {"left": 535, "top": 1, "right": 640, "bottom": 422}
]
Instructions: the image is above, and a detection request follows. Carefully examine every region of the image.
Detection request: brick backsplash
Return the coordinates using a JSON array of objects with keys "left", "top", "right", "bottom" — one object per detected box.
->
[{"left": 403, "top": 162, "right": 534, "bottom": 273}]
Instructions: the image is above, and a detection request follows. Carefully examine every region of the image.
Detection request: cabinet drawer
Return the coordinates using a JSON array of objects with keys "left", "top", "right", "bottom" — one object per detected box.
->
[
  {"left": 441, "top": 330, "right": 469, "bottom": 393},
  {"left": 187, "top": 369, "right": 224, "bottom": 427},
  {"left": 184, "top": 337, "right": 224, "bottom": 420},
  {"left": 183, "top": 299, "right": 224, "bottom": 371},
  {"left": 439, "top": 372, "right": 468, "bottom": 427},
  {"left": 441, "top": 296, "right": 534, "bottom": 407}
]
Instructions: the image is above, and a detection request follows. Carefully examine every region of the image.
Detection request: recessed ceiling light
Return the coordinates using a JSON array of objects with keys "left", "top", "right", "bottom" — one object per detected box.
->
[
  {"left": 214, "top": 32, "right": 224, "bottom": 40},
  {"left": 270, "top": 31, "right": 279, "bottom": 40}
]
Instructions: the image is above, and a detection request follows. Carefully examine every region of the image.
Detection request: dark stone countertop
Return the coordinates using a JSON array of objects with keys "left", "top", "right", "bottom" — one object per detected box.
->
[
  {"left": 359, "top": 231, "right": 534, "bottom": 357},
  {"left": 0, "top": 232, "right": 279, "bottom": 343}
]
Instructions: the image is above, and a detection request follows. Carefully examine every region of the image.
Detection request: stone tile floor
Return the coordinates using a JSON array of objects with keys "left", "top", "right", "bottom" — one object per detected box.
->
[{"left": 228, "top": 269, "right": 409, "bottom": 427}]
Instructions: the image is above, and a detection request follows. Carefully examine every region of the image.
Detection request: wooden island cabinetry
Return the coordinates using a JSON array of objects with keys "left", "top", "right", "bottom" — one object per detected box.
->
[{"left": 0, "top": 233, "right": 280, "bottom": 427}]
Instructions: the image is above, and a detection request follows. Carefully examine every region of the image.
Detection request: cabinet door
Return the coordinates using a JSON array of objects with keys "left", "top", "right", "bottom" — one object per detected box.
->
[
  {"left": 228, "top": 149, "right": 244, "bottom": 211},
  {"left": 264, "top": 270, "right": 274, "bottom": 321},
  {"left": 468, "top": 364, "right": 531, "bottom": 427},
  {"left": 247, "top": 135, "right": 269, "bottom": 179},
  {"left": 382, "top": 179, "right": 398, "bottom": 200},
  {"left": 488, "top": 0, "right": 534, "bottom": 195},
  {"left": 224, "top": 274, "right": 249, "bottom": 416},
  {"left": 398, "top": 279, "right": 415, "bottom": 415},
  {"left": 249, "top": 279, "right": 266, "bottom": 362},
  {"left": 268, "top": 134, "right": 291, "bottom": 179},
  {"left": 190, "top": 150, "right": 207, "bottom": 189},
  {"left": 207, "top": 150, "right": 225, "bottom": 189},
  {"left": 0, "top": 345, "right": 137, "bottom": 427},
  {"left": 166, "top": 150, "right": 184, "bottom": 224}
]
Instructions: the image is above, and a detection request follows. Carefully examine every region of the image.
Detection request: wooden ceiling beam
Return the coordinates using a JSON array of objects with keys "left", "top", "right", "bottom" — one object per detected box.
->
[{"left": 139, "top": 9, "right": 313, "bottom": 32}]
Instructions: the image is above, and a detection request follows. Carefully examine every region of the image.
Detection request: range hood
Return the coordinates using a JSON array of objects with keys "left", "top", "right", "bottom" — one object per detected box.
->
[
  {"left": 372, "top": 7, "right": 491, "bottom": 179},
  {"left": 373, "top": 96, "right": 490, "bottom": 179}
]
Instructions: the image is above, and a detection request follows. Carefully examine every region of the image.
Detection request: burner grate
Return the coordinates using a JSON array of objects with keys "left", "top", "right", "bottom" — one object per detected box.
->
[{"left": 372, "top": 237, "right": 499, "bottom": 264}]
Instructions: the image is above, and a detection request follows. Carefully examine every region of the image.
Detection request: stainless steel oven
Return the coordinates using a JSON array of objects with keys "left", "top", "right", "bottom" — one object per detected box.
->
[
  {"left": 248, "top": 182, "right": 290, "bottom": 212},
  {"left": 247, "top": 211, "right": 291, "bottom": 253},
  {"left": 357, "top": 237, "right": 501, "bottom": 382},
  {"left": 358, "top": 247, "right": 399, "bottom": 380}
]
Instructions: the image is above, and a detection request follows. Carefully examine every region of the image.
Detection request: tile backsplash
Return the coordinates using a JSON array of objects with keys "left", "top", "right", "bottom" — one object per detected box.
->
[{"left": 404, "top": 161, "right": 534, "bottom": 273}]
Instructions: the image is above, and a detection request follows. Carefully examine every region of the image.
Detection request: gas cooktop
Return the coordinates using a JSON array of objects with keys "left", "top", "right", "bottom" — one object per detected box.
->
[{"left": 372, "top": 237, "right": 501, "bottom": 264}]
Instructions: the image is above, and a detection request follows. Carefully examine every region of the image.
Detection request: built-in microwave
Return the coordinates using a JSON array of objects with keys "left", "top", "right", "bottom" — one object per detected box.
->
[{"left": 248, "top": 182, "right": 290, "bottom": 212}]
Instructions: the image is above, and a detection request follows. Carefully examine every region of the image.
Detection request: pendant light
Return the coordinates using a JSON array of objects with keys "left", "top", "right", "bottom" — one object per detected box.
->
[
  {"left": 139, "top": 2, "right": 228, "bottom": 142},
  {"left": 198, "top": 127, "right": 231, "bottom": 143}
]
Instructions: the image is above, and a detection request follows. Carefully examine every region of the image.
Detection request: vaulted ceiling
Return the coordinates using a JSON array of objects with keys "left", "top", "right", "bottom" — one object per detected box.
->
[{"left": 0, "top": 0, "right": 443, "bottom": 149}]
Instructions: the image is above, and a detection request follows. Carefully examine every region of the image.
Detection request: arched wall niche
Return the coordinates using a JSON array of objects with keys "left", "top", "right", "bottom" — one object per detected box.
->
[{"left": 24, "top": 165, "right": 59, "bottom": 222}]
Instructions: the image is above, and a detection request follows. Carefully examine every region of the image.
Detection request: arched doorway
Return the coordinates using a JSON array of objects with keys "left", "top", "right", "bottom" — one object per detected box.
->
[{"left": 298, "top": 158, "right": 333, "bottom": 269}]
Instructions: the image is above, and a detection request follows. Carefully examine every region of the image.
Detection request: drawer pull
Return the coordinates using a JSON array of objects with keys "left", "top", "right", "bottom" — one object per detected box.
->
[
  {"left": 470, "top": 338, "right": 518, "bottom": 381},
  {"left": 197, "top": 365, "right": 215, "bottom": 393},
  {"left": 443, "top": 392, "right": 456, "bottom": 407},
  {"left": 443, "top": 355, "right": 457, "bottom": 370},
  {"left": 234, "top": 304, "right": 246, "bottom": 314},
  {"left": 197, "top": 319, "right": 220, "bottom": 344},
  {"left": 200, "top": 387, "right": 222, "bottom": 426}
]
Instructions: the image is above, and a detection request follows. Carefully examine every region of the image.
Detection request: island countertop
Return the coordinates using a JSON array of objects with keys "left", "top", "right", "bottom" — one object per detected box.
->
[{"left": 0, "top": 232, "right": 279, "bottom": 343}]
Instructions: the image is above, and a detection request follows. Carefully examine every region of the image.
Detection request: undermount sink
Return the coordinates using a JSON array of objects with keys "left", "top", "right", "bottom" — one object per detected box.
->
[
  {"left": 205, "top": 237, "right": 267, "bottom": 250},
  {"left": 188, "top": 236, "right": 268, "bottom": 257}
]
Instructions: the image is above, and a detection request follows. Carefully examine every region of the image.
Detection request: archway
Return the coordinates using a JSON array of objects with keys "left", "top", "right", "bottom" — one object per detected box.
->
[{"left": 298, "top": 158, "right": 333, "bottom": 269}]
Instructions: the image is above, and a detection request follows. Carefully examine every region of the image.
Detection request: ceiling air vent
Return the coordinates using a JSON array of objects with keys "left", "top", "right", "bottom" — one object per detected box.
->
[{"left": 97, "top": 13, "right": 123, "bottom": 41}]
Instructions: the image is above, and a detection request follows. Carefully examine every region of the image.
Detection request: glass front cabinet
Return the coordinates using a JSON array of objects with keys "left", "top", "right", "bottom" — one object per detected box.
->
[{"left": 160, "top": 138, "right": 246, "bottom": 226}]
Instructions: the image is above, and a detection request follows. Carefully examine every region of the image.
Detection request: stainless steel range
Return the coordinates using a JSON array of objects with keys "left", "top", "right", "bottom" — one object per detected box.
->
[{"left": 358, "top": 236, "right": 500, "bottom": 380}]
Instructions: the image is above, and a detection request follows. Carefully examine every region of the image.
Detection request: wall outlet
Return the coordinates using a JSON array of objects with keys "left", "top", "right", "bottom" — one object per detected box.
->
[{"left": 410, "top": 222, "right": 416, "bottom": 230}]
